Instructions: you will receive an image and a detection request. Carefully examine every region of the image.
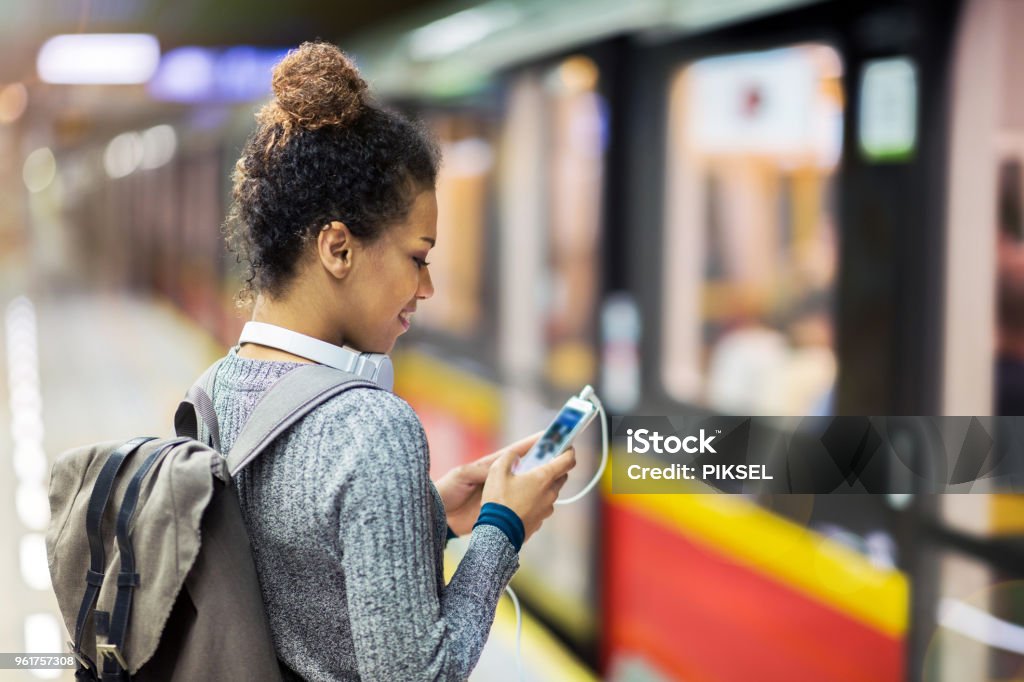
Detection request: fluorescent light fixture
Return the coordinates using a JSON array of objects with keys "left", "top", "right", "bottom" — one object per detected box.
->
[
  {"left": 0, "top": 83, "right": 29, "bottom": 123},
  {"left": 409, "top": 3, "right": 520, "bottom": 61},
  {"left": 37, "top": 33, "right": 160, "bottom": 84},
  {"left": 147, "top": 46, "right": 216, "bottom": 102},
  {"left": 22, "top": 147, "right": 56, "bottom": 193},
  {"left": 13, "top": 442, "right": 46, "bottom": 483},
  {"left": 140, "top": 124, "right": 177, "bottom": 169},
  {"left": 23, "top": 613, "right": 62, "bottom": 679},
  {"left": 216, "top": 46, "right": 290, "bottom": 101},
  {"left": 104, "top": 131, "right": 144, "bottom": 178},
  {"left": 149, "top": 45, "right": 288, "bottom": 103},
  {"left": 20, "top": 534, "right": 51, "bottom": 591},
  {"left": 16, "top": 483, "right": 50, "bottom": 530}
]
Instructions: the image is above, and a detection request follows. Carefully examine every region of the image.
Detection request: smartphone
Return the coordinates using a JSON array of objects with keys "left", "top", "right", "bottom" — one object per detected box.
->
[{"left": 514, "top": 390, "right": 598, "bottom": 474}]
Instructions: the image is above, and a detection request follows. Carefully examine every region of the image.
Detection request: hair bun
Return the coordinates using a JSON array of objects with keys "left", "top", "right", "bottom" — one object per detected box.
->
[{"left": 266, "top": 41, "right": 367, "bottom": 131}]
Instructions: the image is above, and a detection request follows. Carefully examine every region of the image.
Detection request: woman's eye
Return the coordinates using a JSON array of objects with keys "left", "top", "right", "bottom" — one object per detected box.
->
[{"left": 412, "top": 257, "right": 431, "bottom": 269}]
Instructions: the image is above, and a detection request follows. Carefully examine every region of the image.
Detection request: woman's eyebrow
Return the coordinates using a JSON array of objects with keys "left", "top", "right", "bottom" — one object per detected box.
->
[{"left": 420, "top": 237, "right": 435, "bottom": 246}]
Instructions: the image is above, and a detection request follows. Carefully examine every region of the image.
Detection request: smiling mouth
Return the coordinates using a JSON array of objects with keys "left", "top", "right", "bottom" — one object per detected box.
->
[{"left": 398, "top": 311, "right": 413, "bottom": 329}]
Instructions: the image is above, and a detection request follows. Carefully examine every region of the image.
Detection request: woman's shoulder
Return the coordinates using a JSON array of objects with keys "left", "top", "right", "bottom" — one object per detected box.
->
[
  {"left": 316, "top": 384, "right": 420, "bottom": 423},
  {"left": 299, "top": 385, "right": 428, "bottom": 457}
]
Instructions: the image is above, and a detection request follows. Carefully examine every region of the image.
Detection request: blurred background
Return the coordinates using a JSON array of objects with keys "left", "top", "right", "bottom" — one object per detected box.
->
[{"left": 1, "top": 0, "right": 1023, "bottom": 679}]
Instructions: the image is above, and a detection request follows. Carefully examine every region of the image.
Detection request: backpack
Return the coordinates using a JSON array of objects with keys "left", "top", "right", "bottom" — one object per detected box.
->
[{"left": 45, "top": 357, "right": 379, "bottom": 681}]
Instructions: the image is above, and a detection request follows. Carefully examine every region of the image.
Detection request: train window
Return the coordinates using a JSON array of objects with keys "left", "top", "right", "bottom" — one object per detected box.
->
[
  {"left": 542, "top": 56, "right": 605, "bottom": 391},
  {"left": 992, "top": 4, "right": 1024, "bottom": 415},
  {"left": 662, "top": 44, "right": 843, "bottom": 415},
  {"left": 499, "top": 56, "right": 606, "bottom": 389},
  {"left": 415, "top": 114, "right": 494, "bottom": 339},
  {"left": 493, "top": 57, "right": 606, "bottom": 643},
  {"left": 996, "top": 159, "right": 1024, "bottom": 416}
]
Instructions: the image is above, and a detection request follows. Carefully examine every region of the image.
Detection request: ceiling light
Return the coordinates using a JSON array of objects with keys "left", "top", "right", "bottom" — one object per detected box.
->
[{"left": 37, "top": 33, "right": 160, "bottom": 85}]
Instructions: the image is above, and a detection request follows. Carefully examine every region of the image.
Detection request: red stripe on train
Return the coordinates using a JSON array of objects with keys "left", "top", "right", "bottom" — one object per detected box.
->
[{"left": 602, "top": 502, "right": 904, "bottom": 682}]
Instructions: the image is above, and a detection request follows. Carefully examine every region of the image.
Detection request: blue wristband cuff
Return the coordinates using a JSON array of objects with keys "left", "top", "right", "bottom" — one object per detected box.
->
[{"left": 473, "top": 502, "right": 525, "bottom": 552}]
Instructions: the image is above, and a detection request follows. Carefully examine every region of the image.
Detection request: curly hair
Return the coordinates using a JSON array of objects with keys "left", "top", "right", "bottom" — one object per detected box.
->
[{"left": 224, "top": 41, "right": 440, "bottom": 309}]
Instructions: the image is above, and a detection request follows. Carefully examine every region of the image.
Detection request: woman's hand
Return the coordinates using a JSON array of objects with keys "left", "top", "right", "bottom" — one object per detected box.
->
[
  {"left": 481, "top": 439, "right": 576, "bottom": 544},
  {"left": 435, "top": 433, "right": 542, "bottom": 536}
]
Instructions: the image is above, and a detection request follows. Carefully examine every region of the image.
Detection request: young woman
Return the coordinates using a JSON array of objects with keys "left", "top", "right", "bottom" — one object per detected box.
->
[{"left": 210, "top": 41, "right": 575, "bottom": 681}]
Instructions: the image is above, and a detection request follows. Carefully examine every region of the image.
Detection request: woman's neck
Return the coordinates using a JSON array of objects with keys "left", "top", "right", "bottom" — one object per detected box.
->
[{"left": 239, "top": 289, "right": 344, "bottom": 363}]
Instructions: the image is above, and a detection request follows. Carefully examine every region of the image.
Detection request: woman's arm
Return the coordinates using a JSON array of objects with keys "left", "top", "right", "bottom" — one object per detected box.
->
[{"left": 334, "top": 390, "right": 519, "bottom": 681}]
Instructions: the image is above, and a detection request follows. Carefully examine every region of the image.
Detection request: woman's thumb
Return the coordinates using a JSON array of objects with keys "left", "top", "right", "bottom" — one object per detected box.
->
[{"left": 494, "top": 447, "right": 520, "bottom": 474}]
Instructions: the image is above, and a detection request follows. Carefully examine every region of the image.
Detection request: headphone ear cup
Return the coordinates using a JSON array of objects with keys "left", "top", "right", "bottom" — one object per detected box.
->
[
  {"left": 360, "top": 353, "right": 394, "bottom": 391},
  {"left": 375, "top": 356, "right": 394, "bottom": 392}
]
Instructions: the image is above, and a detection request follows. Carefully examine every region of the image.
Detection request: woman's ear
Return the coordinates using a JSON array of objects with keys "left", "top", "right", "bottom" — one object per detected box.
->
[{"left": 317, "top": 220, "right": 355, "bottom": 280}]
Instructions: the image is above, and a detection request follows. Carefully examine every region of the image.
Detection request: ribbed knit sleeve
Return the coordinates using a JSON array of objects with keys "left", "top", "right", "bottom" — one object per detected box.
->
[{"left": 331, "top": 390, "right": 519, "bottom": 681}]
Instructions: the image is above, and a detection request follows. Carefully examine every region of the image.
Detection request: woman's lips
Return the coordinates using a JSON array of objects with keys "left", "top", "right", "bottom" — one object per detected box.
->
[{"left": 398, "top": 311, "right": 412, "bottom": 330}]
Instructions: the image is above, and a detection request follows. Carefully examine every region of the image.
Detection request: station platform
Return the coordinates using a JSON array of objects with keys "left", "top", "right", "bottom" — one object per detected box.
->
[{"left": 0, "top": 273, "right": 597, "bottom": 681}]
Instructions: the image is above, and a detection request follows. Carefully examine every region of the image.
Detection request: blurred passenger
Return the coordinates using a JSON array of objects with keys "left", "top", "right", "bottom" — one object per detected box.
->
[
  {"left": 213, "top": 42, "right": 576, "bottom": 681},
  {"left": 706, "top": 321, "right": 789, "bottom": 414},
  {"left": 779, "top": 291, "right": 836, "bottom": 416},
  {"left": 705, "top": 291, "right": 835, "bottom": 415}
]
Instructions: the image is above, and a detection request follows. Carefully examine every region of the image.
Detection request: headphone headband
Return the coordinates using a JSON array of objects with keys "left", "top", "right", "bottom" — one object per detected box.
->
[{"left": 238, "top": 321, "right": 394, "bottom": 391}]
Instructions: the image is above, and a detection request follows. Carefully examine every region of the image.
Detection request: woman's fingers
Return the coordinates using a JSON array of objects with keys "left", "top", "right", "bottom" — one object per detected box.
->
[
  {"left": 503, "top": 430, "right": 546, "bottom": 457},
  {"left": 493, "top": 448, "right": 521, "bottom": 474},
  {"left": 539, "top": 446, "right": 576, "bottom": 480},
  {"left": 463, "top": 451, "right": 502, "bottom": 480}
]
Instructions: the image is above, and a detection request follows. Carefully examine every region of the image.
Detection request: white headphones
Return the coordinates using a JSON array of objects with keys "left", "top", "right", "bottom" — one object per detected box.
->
[{"left": 238, "top": 321, "right": 394, "bottom": 391}]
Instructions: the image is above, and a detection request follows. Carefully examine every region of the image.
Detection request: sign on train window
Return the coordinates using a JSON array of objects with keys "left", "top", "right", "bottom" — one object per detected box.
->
[
  {"left": 662, "top": 44, "right": 842, "bottom": 415},
  {"left": 859, "top": 57, "right": 917, "bottom": 162},
  {"left": 414, "top": 115, "right": 493, "bottom": 337}
]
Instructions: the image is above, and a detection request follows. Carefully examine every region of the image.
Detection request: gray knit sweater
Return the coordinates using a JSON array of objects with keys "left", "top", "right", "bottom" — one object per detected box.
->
[{"left": 209, "top": 345, "right": 520, "bottom": 681}]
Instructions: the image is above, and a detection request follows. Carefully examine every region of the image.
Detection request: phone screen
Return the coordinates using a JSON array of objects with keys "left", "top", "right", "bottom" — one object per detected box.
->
[{"left": 517, "top": 405, "right": 588, "bottom": 473}]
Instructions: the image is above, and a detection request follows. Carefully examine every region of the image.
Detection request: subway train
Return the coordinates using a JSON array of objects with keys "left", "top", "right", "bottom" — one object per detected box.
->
[{"left": 50, "top": 0, "right": 1024, "bottom": 679}]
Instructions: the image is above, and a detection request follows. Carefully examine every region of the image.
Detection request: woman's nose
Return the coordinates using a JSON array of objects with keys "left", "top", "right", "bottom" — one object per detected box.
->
[{"left": 417, "top": 266, "right": 434, "bottom": 299}]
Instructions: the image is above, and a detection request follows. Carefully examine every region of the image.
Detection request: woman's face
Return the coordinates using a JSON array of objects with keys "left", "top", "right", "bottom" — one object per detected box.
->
[{"left": 342, "top": 190, "right": 437, "bottom": 354}]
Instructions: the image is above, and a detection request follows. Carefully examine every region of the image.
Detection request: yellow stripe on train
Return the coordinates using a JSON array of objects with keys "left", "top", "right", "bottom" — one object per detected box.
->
[
  {"left": 393, "top": 350, "right": 502, "bottom": 431},
  {"left": 605, "top": 464, "right": 908, "bottom": 639}
]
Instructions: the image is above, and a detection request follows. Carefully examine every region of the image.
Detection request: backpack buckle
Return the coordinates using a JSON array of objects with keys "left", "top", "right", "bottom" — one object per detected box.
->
[
  {"left": 96, "top": 642, "right": 128, "bottom": 669},
  {"left": 66, "top": 640, "right": 93, "bottom": 670}
]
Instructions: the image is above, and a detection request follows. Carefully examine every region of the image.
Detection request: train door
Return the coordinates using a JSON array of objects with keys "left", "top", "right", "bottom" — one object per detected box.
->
[
  {"left": 494, "top": 49, "right": 612, "bottom": 661},
  {"left": 602, "top": 2, "right": 962, "bottom": 679},
  {"left": 917, "top": 1, "right": 1024, "bottom": 680}
]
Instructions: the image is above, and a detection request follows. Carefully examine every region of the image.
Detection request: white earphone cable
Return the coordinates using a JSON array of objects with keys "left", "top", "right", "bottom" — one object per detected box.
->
[
  {"left": 555, "top": 389, "right": 607, "bottom": 506},
  {"left": 503, "top": 390, "right": 608, "bottom": 681},
  {"left": 503, "top": 584, "right": 523, "bottom": 682}
]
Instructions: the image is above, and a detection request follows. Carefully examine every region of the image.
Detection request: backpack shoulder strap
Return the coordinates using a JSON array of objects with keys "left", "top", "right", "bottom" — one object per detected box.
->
[
  {"left": 174, "top": 358, "right": 225, "bottom": 450},
  {"left": 99, "top": 438, "right": 188, "bottom": 679},
  {"left": 70, "top": 436, "right": 156, "bottom": 671},
  {"left": 226, "top": 363, "right": 380, "bottom": 477}
]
